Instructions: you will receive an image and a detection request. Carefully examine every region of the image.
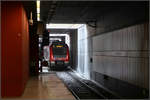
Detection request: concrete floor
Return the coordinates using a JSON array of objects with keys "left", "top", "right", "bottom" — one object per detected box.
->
[{"left": 20, "top": 73, "right": 75, "bottom": 99}]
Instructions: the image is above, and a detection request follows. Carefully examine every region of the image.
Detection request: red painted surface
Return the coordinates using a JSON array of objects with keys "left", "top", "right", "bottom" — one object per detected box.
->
[
  {"left": 50, "top": 45, "right": 54, "bottom": 61},
  {"left": 1, "top": 2, "right": 29, "bottom": 97},
  {"left": 49, "top": 44, "right": 69, "bottom": 61}
]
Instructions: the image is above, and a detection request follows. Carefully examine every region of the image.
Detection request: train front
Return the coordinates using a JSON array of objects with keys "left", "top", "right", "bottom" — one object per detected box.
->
[{"left": 49, "top": 42, "right": 69, "bottom": 70}]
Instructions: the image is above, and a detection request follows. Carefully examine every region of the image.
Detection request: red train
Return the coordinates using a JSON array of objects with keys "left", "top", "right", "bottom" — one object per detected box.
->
[{"left": 49, "top": 41, "right": 69, "bottom": 70}]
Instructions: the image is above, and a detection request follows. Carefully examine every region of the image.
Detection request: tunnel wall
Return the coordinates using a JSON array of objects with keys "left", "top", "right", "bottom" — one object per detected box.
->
[
  {"left": 70, "top": 30, "right": 78, "bottom": 69},
  {"left": 77, "top": 25, "right": 93, "bottom": 79},
  {"left": 89, "top": 4, "right": 149, "bottom": 90},
  {"left": 90, "top": 3, "right": 149, "bottom": 90},
  {"left": 1, "top": 2, "right": 29, "bottom": 97},
  {"left": 76, "top": 2, "right": 149, "bottom": 91},
  {"left": 92, "top": 23, "right": 149, "bottom": 89}
]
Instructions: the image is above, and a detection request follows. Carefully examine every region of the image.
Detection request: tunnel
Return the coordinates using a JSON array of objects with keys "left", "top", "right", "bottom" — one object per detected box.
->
[{"left": 1, "top": 1, "right": 149, "bottom": 99}]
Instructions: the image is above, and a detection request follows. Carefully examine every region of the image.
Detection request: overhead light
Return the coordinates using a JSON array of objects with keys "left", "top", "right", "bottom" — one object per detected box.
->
[
  {"left": 37, "top": 13, "right": 40, "bottom": 21},
  {"left": 37, "top": 17, "right": 40, "bottom": 21},
  {"left": 37, "top": 13, "right": 40, "bottom": 18},
  {"left": 46, "top": 23, "right": 84, "bottom": 29},
  {"left": 36, "top": 0, "right": 40, "bottom": 21},
  {"left": 37, "top": 8, "right": 40, "bottom": 13},
  {"left": 36, "top": 0, "right": 40, "bottom": 8}
]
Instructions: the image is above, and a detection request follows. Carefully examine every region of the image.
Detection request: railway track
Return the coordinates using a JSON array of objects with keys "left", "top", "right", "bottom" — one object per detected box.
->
[{"left": 56, "top": 71, "right": 120, "bottom": 99}]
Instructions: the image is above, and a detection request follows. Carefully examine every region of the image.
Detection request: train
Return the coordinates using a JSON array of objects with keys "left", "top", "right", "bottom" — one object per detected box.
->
[{"left": 49, "top": 41, "right": 70, "bottom": 70}]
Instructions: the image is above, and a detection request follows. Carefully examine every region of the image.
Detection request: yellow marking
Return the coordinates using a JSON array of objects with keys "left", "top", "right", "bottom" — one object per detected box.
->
[{"left": 56, "top": 45, "right": 63, "bottom": 48}]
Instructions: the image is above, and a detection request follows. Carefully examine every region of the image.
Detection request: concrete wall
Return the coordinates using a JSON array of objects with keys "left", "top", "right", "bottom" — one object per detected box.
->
[
  {"left": 76, "top": 25, "right": 95, "bottom": 79},
  {"left": 70, "top": 30, "right": 78, "bottom": 69},
  {"left": 92, "top": 23, "right": 149, "bottom": 89},
  {"left": 76, "top": 2, "right": 149, "bottom": 90},
  {"left": 77, "top": 25, "right": 88, "bottom": 78}
]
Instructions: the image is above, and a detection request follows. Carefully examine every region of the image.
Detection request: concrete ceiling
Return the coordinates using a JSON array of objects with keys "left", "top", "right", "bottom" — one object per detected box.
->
[
  {"left": 23, "top": 1, "right": 147, "bottom": 24},
  {"left": 40, "top": 1, "right": 146, "bottom": 24},
  {"left": 41, "top": 1, "right": 114, "bottom": 24}
]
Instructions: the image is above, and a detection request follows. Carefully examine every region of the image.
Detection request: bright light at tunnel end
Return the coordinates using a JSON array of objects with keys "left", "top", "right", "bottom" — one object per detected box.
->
[
  {"left": 47, "top": 23, "right": 90, "bottom": 80},
  {"left": 46, "top": 23, "right": 84, "bottom": 29},
  {"left": 49, "top": 34, "right": 70, "bottom": 48}
]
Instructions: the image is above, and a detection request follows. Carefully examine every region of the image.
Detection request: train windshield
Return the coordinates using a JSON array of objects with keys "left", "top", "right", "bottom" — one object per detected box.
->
[{"left": 52, "top": 44, "right": 67, "bottom": 55}]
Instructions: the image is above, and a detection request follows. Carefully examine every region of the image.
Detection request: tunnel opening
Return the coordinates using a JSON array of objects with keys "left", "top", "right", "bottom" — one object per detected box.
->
[
  {"left": 39, "top": 23, "right": 91, "bottom": 81},
  {"left": 38, "top": 23, "right": 92, "bottom": 80},
  {"left": 39, "top": 23, "right": 90, "bottom": 75}
]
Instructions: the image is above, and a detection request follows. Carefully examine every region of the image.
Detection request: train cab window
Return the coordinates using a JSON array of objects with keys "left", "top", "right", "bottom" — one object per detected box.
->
[{"left": 52, "top": 44, "right": 67, "bottom": 56}]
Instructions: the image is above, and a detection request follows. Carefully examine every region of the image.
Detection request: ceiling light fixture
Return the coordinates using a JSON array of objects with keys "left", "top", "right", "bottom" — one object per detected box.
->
[
  {"left": 37, "top": 8, "right": 40, "bottom": 13},
  {"left": 46, "top": 23, "right": 84, "bottom": 29},
  {"left": 36, "top": 0, "right": 40, "bottom": 21}
]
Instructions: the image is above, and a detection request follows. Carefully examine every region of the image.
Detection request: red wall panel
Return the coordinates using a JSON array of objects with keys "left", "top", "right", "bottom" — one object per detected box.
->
[
  {"left": 1, "top": 3, "right": 6, "bottom": 97},
  {"left": 1, "top": 2, "right": 29, "bottom": 97},
  {"left": 21, "top": 6, "right": 29, "bottom": 91}
]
